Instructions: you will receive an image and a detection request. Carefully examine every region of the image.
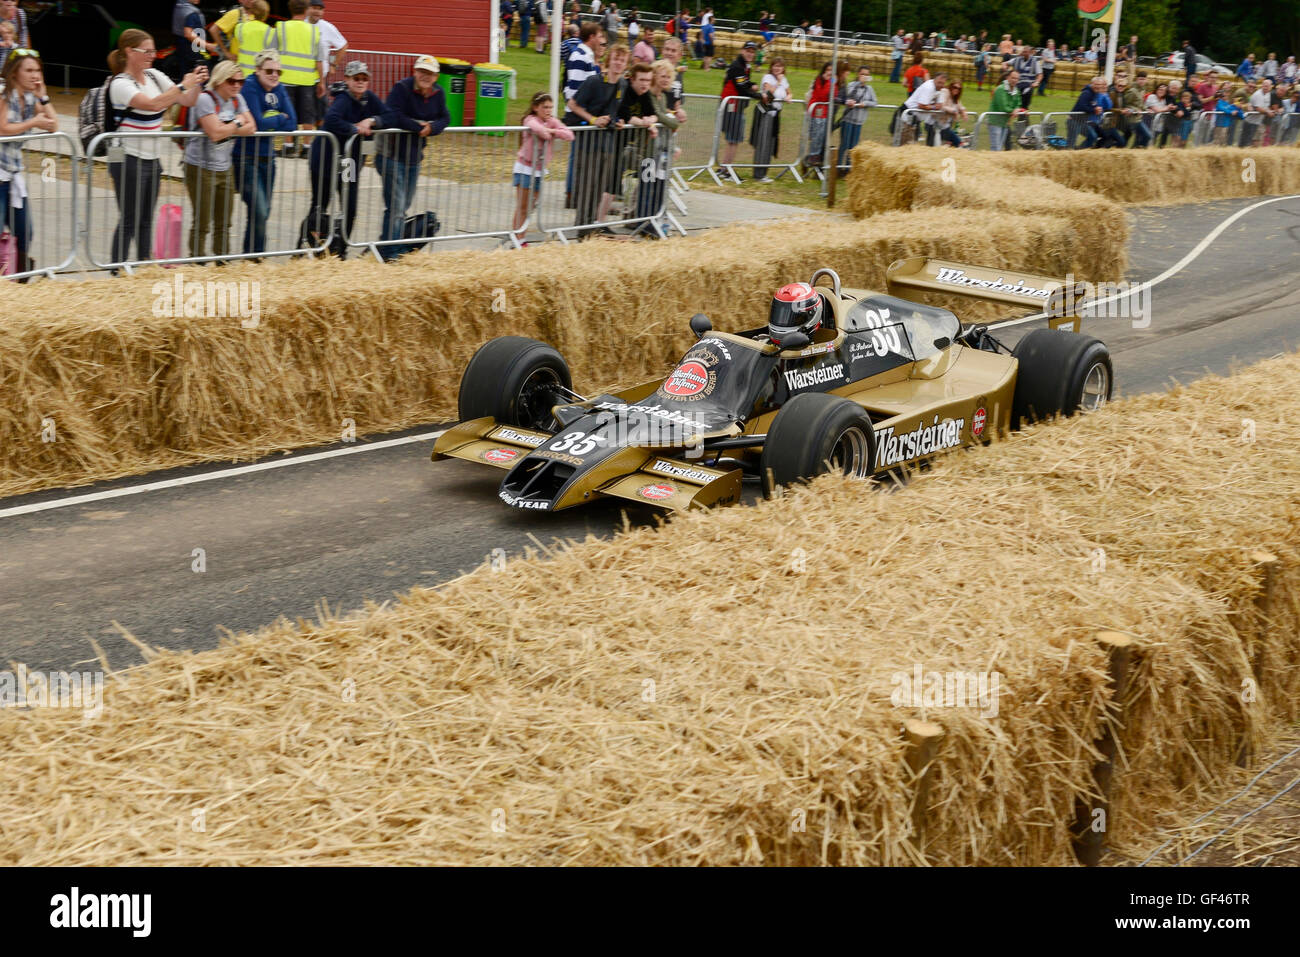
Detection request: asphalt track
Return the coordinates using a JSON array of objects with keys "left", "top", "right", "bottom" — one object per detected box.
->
[{"left": 3, "top": 197, "right": 1298, "bottom": 671}]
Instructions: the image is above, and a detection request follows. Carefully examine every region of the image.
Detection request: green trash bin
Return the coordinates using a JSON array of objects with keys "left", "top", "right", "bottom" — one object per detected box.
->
[
  {"left": 472, "top": 62, "right": 516, "bottom": 136},
  {"left": 436, "top": 58, "right": 473, "bottom": 127}
]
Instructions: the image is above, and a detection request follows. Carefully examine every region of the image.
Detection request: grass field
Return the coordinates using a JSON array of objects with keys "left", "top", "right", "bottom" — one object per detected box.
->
[{"left": 495, "top": 44, "right": 1092, "bottom": 209}]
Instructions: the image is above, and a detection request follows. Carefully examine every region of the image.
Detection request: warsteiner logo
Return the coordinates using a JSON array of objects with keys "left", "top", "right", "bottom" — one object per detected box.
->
[
  {"left": 933, "top": 268, "right": 1052, "bottom": 300},
  {"left": 783, "top": 362, "right": 844, "bottom": 391},
  {"left": 876, "top": 415, "right": 965, "bottom": 466}
]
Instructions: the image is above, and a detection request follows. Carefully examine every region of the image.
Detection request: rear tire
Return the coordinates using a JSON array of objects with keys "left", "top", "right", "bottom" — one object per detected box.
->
[
  {"left": 1011, "top": 329, "right": 1112, "bottom": 428},
  {"left": 457, "top": 336, "right": 572, "bottom": 430},
  {"left": 760, "top": 393, "right": 877, "bottom": 495}
]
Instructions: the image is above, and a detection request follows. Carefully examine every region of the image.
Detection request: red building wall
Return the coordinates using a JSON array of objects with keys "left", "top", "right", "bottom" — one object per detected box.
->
[
  {"left": 325, "top": 0, "right": 492, "bottom": 119},
  {"left": 324, "top": 0, "right": 491, "bottom": 64}
]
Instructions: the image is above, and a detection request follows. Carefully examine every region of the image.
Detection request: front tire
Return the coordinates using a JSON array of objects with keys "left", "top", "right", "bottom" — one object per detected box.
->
[
  {"left": 1011, "top": 329, "right": 1112, "bottom": 428},
  {"left": 457, "top": 336, "right": 572, "bottom": 430},
  {"left": 760, "top": 393, "right": 877, "bottom": 495}
]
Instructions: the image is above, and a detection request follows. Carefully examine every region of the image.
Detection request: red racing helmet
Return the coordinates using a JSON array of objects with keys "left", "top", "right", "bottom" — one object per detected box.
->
[{"left": 768, "top": 282, "right": 824, "bottom": 344}]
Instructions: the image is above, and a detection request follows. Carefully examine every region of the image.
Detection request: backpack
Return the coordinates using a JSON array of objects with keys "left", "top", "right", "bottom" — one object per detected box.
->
[
  {"left": 401, "top": 210, "right": 441, "bottom": 249},
  {"left": 80, "top": 69, "right": 167, "bottom": 155},
  {"left": 78, "top": 75, "right": 118, "bottom": 154},
  {"left": 299, "top": 208, "right": 348, "bottom": 258}
]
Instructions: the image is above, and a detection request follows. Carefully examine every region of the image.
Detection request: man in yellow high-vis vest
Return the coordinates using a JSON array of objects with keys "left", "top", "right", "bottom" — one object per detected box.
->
[
  {"left": 211, "top": 0, "right": 254, "bottom": 61},
  {"left": 277, "top": 0, "right": 327, "bottom": 154},
  {"left": 233, "top": 0, "right": 275, "bottom": 73}
]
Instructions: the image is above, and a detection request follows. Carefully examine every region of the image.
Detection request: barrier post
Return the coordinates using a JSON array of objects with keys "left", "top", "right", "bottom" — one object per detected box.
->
[
  {"left": 1071, "top": 630, "right": 1135, "bottom": 867},
  {"left": 903, "top": 718, "right": 944, "bottom": 857},
  {"left": 1235, "top": 551, "right": 1279, "bottom": 767}
]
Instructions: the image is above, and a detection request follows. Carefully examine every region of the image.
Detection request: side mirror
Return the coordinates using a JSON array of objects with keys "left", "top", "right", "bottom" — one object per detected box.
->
[
  {"left": 933, "top": 336, "right": 951, "bottom": 350},
  {"left": 689, "top": 313, "right": 712, "bottom": 339},
  {"left": 779, "top": 331, "right": 811, "bottom": 352}
]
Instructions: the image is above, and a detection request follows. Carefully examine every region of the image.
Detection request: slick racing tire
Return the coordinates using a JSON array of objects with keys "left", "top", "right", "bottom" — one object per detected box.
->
[
  {"left": 760, "top": 393, "right": 877, "bottom": 495},
  {"left": 458, "top": 336, "right": 573, "bottom": 431},
  {"left": 1011, "top": 329, "right": 1112, "bottom": 429}
]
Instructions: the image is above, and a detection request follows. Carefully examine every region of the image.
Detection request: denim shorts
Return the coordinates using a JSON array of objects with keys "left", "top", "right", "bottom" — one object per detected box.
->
[{"left": 512, "top": 171, "right": 542, "bottom": 190}]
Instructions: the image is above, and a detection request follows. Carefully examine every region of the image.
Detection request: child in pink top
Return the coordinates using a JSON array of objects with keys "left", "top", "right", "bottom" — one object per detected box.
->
[{"left": 512, "top": 92, "right": 574, "bottom": 245}]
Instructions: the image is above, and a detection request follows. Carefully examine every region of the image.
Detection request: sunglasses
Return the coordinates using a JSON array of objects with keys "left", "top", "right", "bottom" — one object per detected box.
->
[
  {"left": 228, "top": 76, "right": 244, "bottom": 84},
  {"left": 261, "top": 68, "right": 281, "bottom": 75},
  {"left": 131, "top": 47, "right": 158, "bottom": 56},
  {"left": 6, "top": 47, "right": 39, "bottom": 60}
]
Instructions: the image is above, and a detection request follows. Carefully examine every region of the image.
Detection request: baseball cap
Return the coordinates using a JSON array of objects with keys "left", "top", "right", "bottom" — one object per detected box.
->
[
  {"left": 742, "top": 41, "right": 757, "bottom": 49},
  {"left": 344, "top": 60, "right": 369, "bottom": 77},
  {"left": 413, "top": 54, "right": 439, "bottom": 74}
]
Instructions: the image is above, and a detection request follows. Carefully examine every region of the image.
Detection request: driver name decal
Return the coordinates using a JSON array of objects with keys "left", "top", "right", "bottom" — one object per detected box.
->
[
  {"left": 783, "top": 363, "right": 844, "bottom": 391},
  {"left": 933, "top": 268, "right": 1052, "bottom": 300},
  {"left": 876, "top": 415, "right": 965, "bottom": 466}
]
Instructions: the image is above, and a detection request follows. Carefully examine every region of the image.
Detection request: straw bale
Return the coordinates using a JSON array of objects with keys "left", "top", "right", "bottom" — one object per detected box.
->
[
  {"left": 2, "top": 347, "right": 1298, "bottom": 866},
  {"left": 847, "top": 142, "right": 1300, "bottom": 212}
]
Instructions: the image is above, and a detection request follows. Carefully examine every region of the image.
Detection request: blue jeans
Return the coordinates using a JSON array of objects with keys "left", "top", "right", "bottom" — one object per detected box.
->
[
  {"left": 235, "top": 154, "right": 275, "bottom": 254},
  {"left": 1068, "top": 118, "right": 1098, "bottom": 149},
  {"left": 889, "top": 55, "right": 902, "bottom": 84},
  {"left": 987, "top": 124, "right": 1008, "bottom": 150},
  {"left": 0, "top": 179, "right": 32, "bottom": 270},
  {"left": 838, "top": 120, "right": 862, "bottom": 166},
  {"left": 375, "top": 155, "right": 421, "bottom": 260},
  {"left": 520, "top": 16, "right": 531, "bottom": 46},
  {"left": 1127, "top": 123, "right": 1152, "bottom": 148}
]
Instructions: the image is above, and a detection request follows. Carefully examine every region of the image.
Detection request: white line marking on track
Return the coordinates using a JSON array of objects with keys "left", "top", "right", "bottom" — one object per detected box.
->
[
  {"left": 0, "top": 429, "right": 447, "bottom": 520},
  {"left": 997, "top": 194, "right": 1300, "bottom": 329}
]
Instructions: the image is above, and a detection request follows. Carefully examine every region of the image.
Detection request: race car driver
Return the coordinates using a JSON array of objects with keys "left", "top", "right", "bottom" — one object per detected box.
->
[{"left": 766, "top": 282, "right": 832, "bottom": 346}]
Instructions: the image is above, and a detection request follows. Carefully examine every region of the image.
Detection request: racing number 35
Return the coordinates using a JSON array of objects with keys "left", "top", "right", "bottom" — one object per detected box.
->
[
  {"left": 549, "top": 430, "right": 603, "bottom": 456},
  {"left": 861, "top": 307, "right": 902, "bottom": 357}
]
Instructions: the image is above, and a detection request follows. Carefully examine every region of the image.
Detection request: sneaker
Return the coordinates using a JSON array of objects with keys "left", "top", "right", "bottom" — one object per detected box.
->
[{"left": 759, "top": 176, "right": 775, "bottom": 183}]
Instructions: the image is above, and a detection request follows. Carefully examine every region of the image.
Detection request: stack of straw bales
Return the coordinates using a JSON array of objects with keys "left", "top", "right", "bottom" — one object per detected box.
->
[{"left": 2, "top": 349, "right": 1297, "bottom": 865}]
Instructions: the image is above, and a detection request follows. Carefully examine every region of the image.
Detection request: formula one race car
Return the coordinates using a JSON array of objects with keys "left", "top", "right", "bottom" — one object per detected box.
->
[{"left": 432, "top": 259, "right": 1112, "bottom": 512}]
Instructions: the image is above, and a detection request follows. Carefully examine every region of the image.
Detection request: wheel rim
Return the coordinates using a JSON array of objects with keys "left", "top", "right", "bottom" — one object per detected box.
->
[
  {"left": 1079, "top": 362, "right": 1110, "bottom": 412},
  {"left": 831, "top": 426, "right": 873, "bottom": 477},
  {"left": 516, "top": 367, "right": 564, "bottom": 430}
]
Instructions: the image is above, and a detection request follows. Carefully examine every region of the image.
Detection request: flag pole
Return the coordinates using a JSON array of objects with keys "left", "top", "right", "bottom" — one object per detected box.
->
[
  {"left": 819, "top": 0, "right": 843, "bottom": 197},
  {"left": 1102, "top": 0, "right": 1123, "bottom": 84},
  {"left": 549, "top": 1, "right": 564, "bottom": 108}
]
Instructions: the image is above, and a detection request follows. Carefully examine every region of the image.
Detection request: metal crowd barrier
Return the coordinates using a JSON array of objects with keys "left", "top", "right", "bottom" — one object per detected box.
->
[
  {"left": 712, "top": 95, "right": 804, "bottom": 182},
  {"left": 672, "top": 93, "right": 725, "bottom": 183},
  {"left": 971, "top": 111, "right": 1044, "bottom": 150},
  {"left": 0, "top": 130, "right": 78, "bottom": 282},
  {"left": 83, "top": 130, "right": 340, "bottom": 272},
  {"left": 537, "top": 124, "right": 680, "bottom": 243},
  {"left": 340, "top": 126, "right": 543, "bottom": 257}
]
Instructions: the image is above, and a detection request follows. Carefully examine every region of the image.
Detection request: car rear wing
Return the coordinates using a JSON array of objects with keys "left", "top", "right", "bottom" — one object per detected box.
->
[{"left": 885, "top": 257, "right": 1083, "bottom": 332}]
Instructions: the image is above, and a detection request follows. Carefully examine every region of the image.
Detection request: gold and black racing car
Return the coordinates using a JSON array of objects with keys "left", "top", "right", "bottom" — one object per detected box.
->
[{"left": 432, "top": 258, "right": 1112, "bottom": 512}]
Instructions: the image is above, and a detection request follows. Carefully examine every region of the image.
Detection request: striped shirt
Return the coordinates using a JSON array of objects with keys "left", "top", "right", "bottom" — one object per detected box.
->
[
  {"left": 1, "top": 89, "right": 36, "bottom": 174},
  {"left": 563, "top": 42, "right": 598, "bottom": 110},
  {"left": 1, "top": 7, "right": 28, "bottom": 47},
  {"left": 110, "top": 70, "right": 174, "bottom": 160}
]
